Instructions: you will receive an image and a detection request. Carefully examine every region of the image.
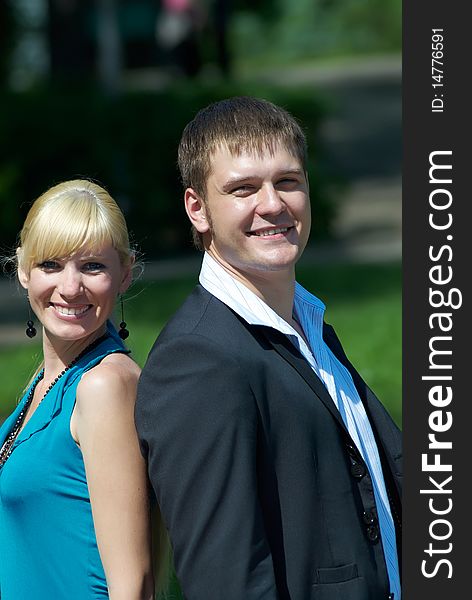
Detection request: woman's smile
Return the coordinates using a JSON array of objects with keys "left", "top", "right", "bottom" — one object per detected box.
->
[{"left": 49, "top": 303, "right": 93, "bottom": 318}]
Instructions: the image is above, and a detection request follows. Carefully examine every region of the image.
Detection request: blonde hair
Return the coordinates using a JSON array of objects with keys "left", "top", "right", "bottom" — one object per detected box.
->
[{"left": 17, "top": 179, "right": 134, "bottom": 274}]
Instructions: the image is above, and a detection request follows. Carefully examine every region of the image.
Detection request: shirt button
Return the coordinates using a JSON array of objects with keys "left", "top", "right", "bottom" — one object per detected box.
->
[
  {"left": 363, "top": 510, "right": 379, "bottom": 543},
  {"left": 351, "top": 462, "right": 366, "bottom": 479},
  {"left": 346, "top": 443, "right": 358, "bottom": 457},
  {"left": 366, "top": 523, "right": 380, "bottom": 542}
]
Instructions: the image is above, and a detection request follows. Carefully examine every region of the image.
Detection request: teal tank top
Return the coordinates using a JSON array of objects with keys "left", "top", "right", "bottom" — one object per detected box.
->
[{"left": 0, "top": 323, "right": 129, "bottom": 599}]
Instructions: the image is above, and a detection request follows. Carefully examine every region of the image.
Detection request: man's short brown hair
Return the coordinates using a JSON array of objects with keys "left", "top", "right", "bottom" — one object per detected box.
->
[{"left": 178, "top": 96, "right": 308, "bottom": 249}]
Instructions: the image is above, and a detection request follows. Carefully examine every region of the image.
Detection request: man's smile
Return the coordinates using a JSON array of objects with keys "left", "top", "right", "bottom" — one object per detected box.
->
[{"left": 247, "top": 225, "right": 295, "bottom": 237}]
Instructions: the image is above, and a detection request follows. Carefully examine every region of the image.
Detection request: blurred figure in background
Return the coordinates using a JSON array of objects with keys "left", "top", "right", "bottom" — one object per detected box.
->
[
  {"left": 156, "top": 0, "right": 204, "bottom": 77},
  {"left": 156, "top": 0, "right": 232, "bottom": 77}
]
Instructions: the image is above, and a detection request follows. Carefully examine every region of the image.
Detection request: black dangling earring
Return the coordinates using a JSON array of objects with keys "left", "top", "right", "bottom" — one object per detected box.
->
[
  {"left": 118, "top": 295, "right": 129, "bottom": 340},
  {"left": 26, "top": 298, "right": 37, "bottom": 338}
]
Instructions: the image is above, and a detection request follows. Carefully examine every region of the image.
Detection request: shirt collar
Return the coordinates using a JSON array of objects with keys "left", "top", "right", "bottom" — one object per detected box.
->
[{"left": 199, "top": 252, "right": 326, "bottom": 337}]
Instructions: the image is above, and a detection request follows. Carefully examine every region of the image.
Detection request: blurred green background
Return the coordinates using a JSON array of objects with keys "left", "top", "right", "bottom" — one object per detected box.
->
[
  {"left": 0, "top": 1, "right": 401, "bottom": 597},
  {"left": 0, "top": 263, "right": 401, "bottom": 425},
  {"left": 0, "top": 0, "right": 401, "bottom": 258}
]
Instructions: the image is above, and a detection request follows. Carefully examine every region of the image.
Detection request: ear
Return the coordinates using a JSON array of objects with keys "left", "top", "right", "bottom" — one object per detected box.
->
[
  {"left": 184, "top": 188, "right": 210, "bottom": 234},
  {"left": 16, "top": 248, "right": 29, "bottom": 290},
  {"left": 18, "top": 267, "right": 29, "bottom": 290},
  {"left": 119, "top": 258, "right": 134, "bottom": 295}
]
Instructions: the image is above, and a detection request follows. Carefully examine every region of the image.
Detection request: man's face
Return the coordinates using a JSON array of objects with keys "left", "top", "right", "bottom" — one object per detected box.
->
[{"left": 201, "top": 144, "right": 311, "bottom": 282}]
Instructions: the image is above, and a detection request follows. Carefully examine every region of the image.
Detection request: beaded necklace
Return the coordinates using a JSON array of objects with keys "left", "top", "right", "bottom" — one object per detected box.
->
[{"left": 0, "top": 332, "right": 110, "bottom": 468}]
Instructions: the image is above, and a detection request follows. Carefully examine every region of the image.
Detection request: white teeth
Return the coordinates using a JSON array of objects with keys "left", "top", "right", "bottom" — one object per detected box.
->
[
  {"left": 253, "top": 227, "right": 289, "bottom": 237},
  {"left": 54, "top": 305, "right": 90, "bottom": 316}
]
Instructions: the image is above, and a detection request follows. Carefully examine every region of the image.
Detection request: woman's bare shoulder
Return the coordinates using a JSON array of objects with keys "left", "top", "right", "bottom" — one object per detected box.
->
[{"left": 76, "top": 353, "right": 141, "bottom": 414}]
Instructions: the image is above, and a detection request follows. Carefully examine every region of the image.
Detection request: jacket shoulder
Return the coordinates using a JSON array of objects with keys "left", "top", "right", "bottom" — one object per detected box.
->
[{"left": 156, "top": 284, "right": 251, "bottom": 346}]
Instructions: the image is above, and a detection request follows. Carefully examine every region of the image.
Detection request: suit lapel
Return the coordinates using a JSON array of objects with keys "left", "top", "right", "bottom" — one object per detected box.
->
[
  {"left": 257, "top": 326, "right": 350, "bottom": 435},
  {"left": 258, "top": 323, "right": 401, "bottom": 465}
]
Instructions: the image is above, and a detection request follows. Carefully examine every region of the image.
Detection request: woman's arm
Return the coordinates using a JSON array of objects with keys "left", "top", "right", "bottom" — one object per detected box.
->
[{"left": 73, "top": 355, "right": 154, "bottom": 600}]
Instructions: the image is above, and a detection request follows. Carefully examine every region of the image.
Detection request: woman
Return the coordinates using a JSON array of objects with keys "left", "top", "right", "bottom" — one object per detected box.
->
[{"left": 0, "top": 180, "right": 156, "bottom": 599}]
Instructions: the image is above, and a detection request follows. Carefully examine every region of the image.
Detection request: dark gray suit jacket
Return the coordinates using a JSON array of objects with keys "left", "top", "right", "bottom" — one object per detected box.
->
[{"left": 135, "top": 285, "right": 402, "bottom": 599}]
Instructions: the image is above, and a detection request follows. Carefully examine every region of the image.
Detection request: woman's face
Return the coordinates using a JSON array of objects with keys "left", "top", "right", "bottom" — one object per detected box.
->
[{"left": 19, "top": 243, "right": 131, "bottom": 342}]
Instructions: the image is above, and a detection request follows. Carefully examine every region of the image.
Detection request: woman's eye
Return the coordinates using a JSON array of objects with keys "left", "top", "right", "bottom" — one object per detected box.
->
[
  {"left": 38, "top": 260, "right": 60, "bottom": 270},
  {"left": 83, "top": 262, "right": 106, "bottom": 272}
]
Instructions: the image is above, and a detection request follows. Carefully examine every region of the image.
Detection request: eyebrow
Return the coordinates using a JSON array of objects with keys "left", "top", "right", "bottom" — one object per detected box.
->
[
  {"left": 67, "top": 252, "right": 108, "bottom": 262},
  {"left": 221, "top": 169, "right": 304, "bottom": 192},
  {"left": 78, "top": 255, "right": 106, "bottom": 261},
  {"left": 38, "top": 253, "right": 107, "bottom": 264},
  {"left": 278, "top": 168, "right": 304, "bottom": 177}
]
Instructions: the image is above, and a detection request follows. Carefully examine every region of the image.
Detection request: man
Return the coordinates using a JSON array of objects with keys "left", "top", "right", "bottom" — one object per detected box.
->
[{"left": 136, "top": 97, "right": 402, "bottom": 599}]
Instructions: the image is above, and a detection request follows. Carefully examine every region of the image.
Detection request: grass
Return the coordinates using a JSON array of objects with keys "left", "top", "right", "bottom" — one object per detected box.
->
[
  {"left": 297, "top": 262, "right": 402, "bottom": 426},
  {"left": 0, "top": 262, "right": 401, "bottom": 426}
]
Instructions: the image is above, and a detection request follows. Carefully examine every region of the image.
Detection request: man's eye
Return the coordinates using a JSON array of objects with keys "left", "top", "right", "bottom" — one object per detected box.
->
[
  {"left": 277, "top": 178, "right": 298, "bottom": 188},
  {"left": 83, "top": 262, "right": 106, "bottom": 272},
  {"left": 232, "top": 185, "right": 255, "bottom": 195}
]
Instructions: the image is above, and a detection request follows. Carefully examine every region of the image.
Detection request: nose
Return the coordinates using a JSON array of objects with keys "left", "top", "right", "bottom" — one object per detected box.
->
[
  {"left": 58, "top": 265, "right": 84, "bottom": 298},
  {"left": 256, "top": 183, "right": 285, "bottom": 216}
]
